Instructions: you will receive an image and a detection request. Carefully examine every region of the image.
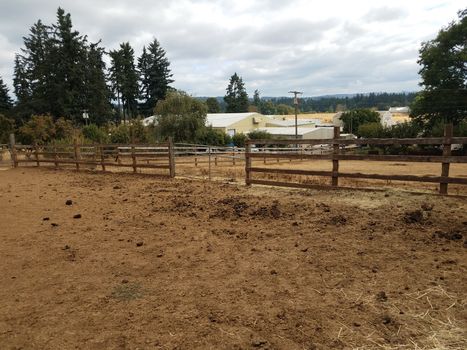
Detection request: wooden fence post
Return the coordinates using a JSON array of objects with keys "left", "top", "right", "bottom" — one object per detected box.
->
[
  {"left": 9, "top": 133, "right": 18, "bottom": 168},
  {"left": 439, "top": 124, "right": 453, "bottom": 195},
  {"left": 100, "top": 145, "right": 106, "bottom": 171},
  {"left": 208, "top": 146, "right": 212, "bottom": 181},
  {"left": 131, "top": 145, "right": 137, "bottom": 173},
  {"left": 73, "top": 139, "right": 80, "bottom": 171},
  {"left": 331, "top": 126, "right": 340, "bottom": 187},
  {"left": 168, "top": 137, "right": 175, "bottom": 178},
  {"left": 53, "top": 144, "right": 59, "bottom": 169},
  {"left": 245, "top": 141, "right": 251, "bottom": 185},
  {"left": 34, "top": 142, "right": 40, "bottom": 167},
  {"left": 232, "top": 148, "right": 236, "bottom": 166}
]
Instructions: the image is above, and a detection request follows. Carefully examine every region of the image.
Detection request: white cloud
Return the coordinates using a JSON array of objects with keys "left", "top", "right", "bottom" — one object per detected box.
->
[{"left": 0, "top": 0, "right": 464, "bottom": 97}]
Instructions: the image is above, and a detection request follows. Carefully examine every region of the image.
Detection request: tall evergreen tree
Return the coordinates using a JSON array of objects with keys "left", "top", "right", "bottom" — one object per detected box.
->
[
  {"left": 0, "top": 77, "right": 13, "bottom": 113},
  {"left": 84, "top": 43, "right": 112, "bottom": 125},
  {"left": 13, "top": 55, "right": 30, "bottom": 104},
  {"left": 109, "top": 43, "right": 138, "bottom": 122},
  {"left": 137, "top": 39, "right": 173, "bottom": 116},
  {"left": 224, "top": 73, "right": 249, "bottom": 113},
  {"left": 108, "top": 49, "right": 124, "bottom": 120},
  {"left": 51, "top": 7, "right": 88, "bottom": 120},
  {"left": 13, "top": 8, "right": 112, "bottom": 124}
]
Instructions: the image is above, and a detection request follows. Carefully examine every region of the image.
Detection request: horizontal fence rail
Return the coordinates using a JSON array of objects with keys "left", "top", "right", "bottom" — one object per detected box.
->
[
  {"left": 245, "top": 125, "right": 467, "bottom": 195},
  {"left": 7, "top": 135, "right": 175, "bottom": 177}
]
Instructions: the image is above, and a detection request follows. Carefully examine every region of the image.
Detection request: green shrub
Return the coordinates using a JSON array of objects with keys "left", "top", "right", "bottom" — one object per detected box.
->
[
  {"left": 82, "top": 124, "right": 109, "bottom": 143},
  {"left": 18, "top": 115, "right": 56, "bottom": 144},
  {"left": 358, "top": 122, "right": 384, "bottom": 138},
  {"left": 196, "top": 127, "right": 229, "bottom": 146},
  {"left": 0, "top": 114, "right": 15, "bottom": 144},
  {"left": 232, "top": 133, "right": 248, "bottom": 147},
  {"left": 109, "top": 124, "right": 131, "bottom": 144}
]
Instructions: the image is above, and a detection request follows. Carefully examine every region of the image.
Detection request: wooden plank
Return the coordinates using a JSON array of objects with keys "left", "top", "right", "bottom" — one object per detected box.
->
[
  {"left": 246, "top": 152, "right": 467, "bottom": 163},
  {"left": 248, "top": 137, "right": 467, "bottom": 146},
  {"left": 332, "top": 126, "right": 340, "bottom": 186},
  {"left": 23, "top": 159, "right": 170, "bottom": 169},
  {"left": 338, "top": 172, "right": 467, "bottom": 184},
  {"left": 440, "top": 124, "right": 453, "bottom": 194},
  {"left": 250, "top": 167, "right": 332, "bottom": 177},
  {"left": 249, "top": 167, "right": 467, "bottom": 185}
]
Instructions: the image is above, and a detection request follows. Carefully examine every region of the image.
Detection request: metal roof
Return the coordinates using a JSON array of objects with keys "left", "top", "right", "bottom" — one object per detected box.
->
[
  {"left": 206, "top": 113, "right": 259, "bottom": 128},
  {"left": 257, "top": 127, "right": 326, "bottom": 136}
]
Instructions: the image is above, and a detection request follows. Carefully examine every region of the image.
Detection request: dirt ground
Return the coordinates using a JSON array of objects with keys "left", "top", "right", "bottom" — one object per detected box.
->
[{"left": 0, "top": 168, "right": 466, "bottom": 349}]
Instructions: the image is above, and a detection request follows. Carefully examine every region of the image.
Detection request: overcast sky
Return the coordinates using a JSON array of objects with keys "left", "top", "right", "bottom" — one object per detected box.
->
[{"left": 0, "top": 0, "right": 464, "bottom": 97}]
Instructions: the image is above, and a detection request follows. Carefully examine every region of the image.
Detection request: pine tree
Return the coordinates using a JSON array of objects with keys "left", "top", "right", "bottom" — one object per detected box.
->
[
  {"left": 84, "top": 43, "right": 112, "bottom": 125},
  {"left": 13, "top": 8, "right": 113, "bottom": 124},
  {"left": 108, "top": 49, "right": 124, "bottom": 120},
  {"left": 0, "top": 77, "right": 13, "bottom": 113},
  {"left": 120, "top": 43, "right": 139, "bottom": 120},
  {"left": 137, "top": 46, "right": 151, "bottom": 114},
  {"left": 138, "top": 39, "right": 173, "bottom": 116},
  {"left": 224, "top": 73, "right": 249, "bottom": 113},
  {"left": 52, "top": 7, "right": 88, "bottom": 121},
  {"left": 13, "top": 55, "right": 30, "bottom": 104}
]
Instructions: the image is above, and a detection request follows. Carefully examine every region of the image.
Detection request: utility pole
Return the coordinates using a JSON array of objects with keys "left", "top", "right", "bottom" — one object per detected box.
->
[{"left": 288, "top": 90, "right": 303, "bottom": 140}]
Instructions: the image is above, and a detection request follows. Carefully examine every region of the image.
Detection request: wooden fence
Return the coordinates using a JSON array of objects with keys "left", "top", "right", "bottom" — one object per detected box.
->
[
  {"left": 8, "top": 135, "right": 175, "bottom": 177},
  {"left": 245, "top": 125, "right": 467, "bottom": 195}
]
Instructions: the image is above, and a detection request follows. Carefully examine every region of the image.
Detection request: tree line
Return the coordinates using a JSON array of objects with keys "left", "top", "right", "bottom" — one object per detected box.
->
[{"left": 1, "top": 7, "right": 172, "bottom": 125}]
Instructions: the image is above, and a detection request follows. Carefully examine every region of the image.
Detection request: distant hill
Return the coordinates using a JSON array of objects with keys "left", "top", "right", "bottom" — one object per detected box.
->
[{"left": 195, "top": 92, "right": 418, "bottom": 113}]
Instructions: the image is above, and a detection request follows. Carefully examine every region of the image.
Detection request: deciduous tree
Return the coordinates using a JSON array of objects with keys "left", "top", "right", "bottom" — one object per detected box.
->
[{"left": 411, "top": 9, "right": 467, "bottom": 129}]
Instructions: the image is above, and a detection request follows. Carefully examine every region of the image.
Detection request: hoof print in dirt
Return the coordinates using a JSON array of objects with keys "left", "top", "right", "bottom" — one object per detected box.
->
[
  {"left": 65, "top": 199, "right": 73, "bottom": 206},
  {"left": 136, "top": 241, "right": 144, "bottom": 247},
  {"left": 73, "top": 214, "right": 82, "bottom": 219},
  {"left": 42, "top": 217, "right": 50, "bottom": 221},
  {"left": 376, "top": 291, "right": 388, "bottom": 302},
  {"left": 403, "top": 210, "right": 428, "bottom": 224},
  {"left": 51, "top": 222, "right": 59, "bottom": 227}
]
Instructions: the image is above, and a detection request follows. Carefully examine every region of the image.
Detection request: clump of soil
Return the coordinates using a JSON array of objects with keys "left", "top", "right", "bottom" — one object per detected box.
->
[
  {"left": 435, "top": 230, "right": 463, "bottom": 241},
  {"left": 404, "top": 210, "right": 426, "bottom": 224},
  {"left": 330, "top": 214, "right": 347, "bottom": 226}
]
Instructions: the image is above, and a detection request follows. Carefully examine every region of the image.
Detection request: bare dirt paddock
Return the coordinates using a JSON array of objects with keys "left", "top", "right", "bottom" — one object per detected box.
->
[{"left": 0, "top": 168, "right": 466, "bottom": 349}]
